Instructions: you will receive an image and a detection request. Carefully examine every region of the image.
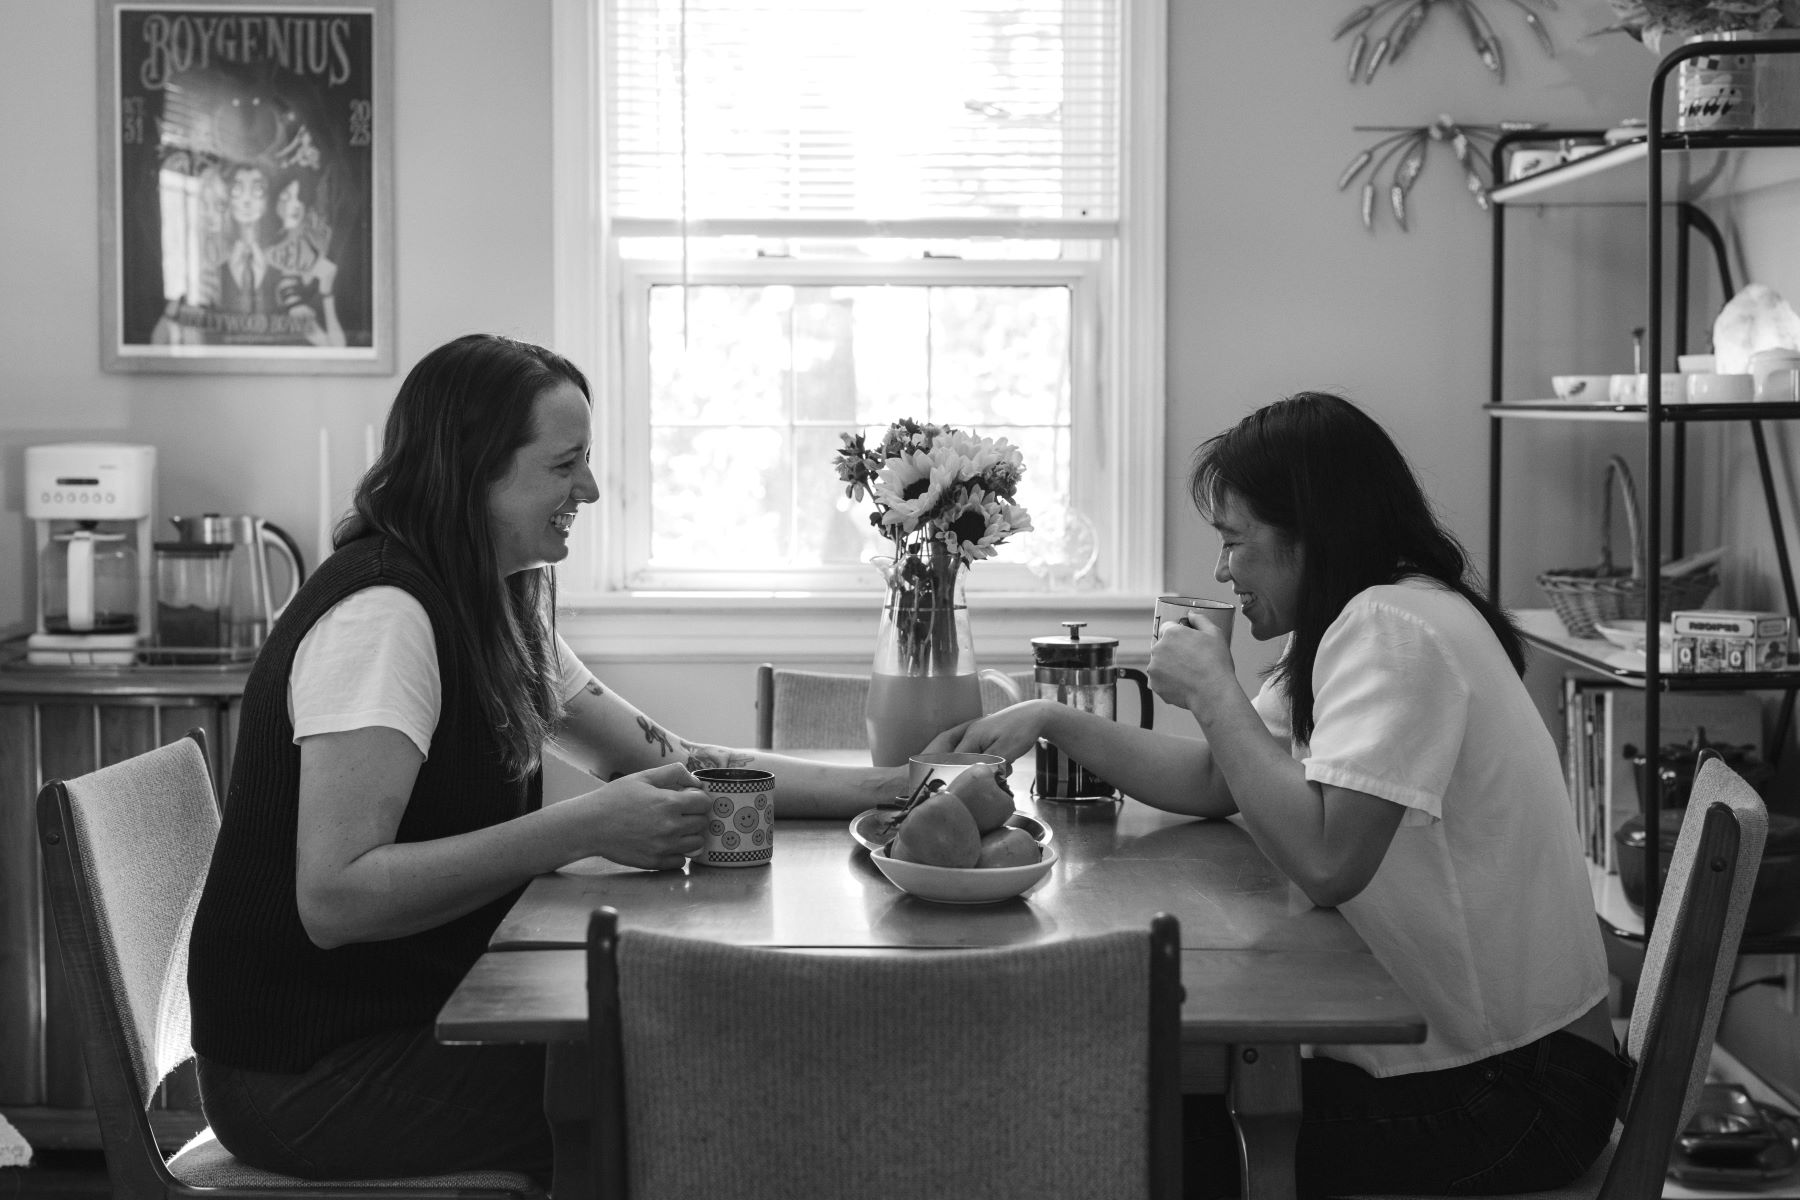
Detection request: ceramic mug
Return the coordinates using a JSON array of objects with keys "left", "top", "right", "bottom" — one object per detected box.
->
[
  {"left": 1751, "top": 350, "right": 1800, "bottom": 403},
  {"left": 1153, "top": 595, "right": 1236, "bottom": 641},
  {"left": 907, "top": 751, "right": 1006, "bottom": 795},
  {"left": 693, "top": 768, "right": 775, "bottom": 867},
  {"left": 1686, "top": 373, "right": 1754, "bottom": 404}
]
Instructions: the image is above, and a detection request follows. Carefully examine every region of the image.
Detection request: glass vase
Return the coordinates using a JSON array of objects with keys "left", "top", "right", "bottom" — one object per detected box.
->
[{"left": 866, "top": 550, "right": 984, "bottom": 767}]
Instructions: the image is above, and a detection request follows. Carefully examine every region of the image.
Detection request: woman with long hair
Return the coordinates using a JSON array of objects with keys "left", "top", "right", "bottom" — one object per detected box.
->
[
  {"left": 187, "top": 333, "right": 911, "bottom": 1185},
  {"left": 932, "top": 392, "right": 1627, "bottom": 1196}
]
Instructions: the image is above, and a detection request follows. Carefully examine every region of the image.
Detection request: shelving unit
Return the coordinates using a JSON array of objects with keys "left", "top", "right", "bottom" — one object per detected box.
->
[{"left": 1486, "top": 38, "right": 1800, "bottom": 947}]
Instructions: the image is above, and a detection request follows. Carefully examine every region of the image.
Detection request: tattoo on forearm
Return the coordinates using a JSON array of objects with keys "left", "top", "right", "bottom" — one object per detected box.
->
[
  {"left": 637, "top": 716, "right": 674, "bottom": 757},
  {"left": 585, "top": 680, "right": 606, "bottom": 698},
  {"left": 684, "top": 742, "right": 754, "bottom": 771}
]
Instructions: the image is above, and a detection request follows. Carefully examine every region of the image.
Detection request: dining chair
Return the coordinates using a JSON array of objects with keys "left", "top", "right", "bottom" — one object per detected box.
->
[
  {"left": 35, "top": 728, "right": 541, "bottom": 1200},
  {"left": 754, "top": 662, "right": 1034, "bottom": 750},
  {"left": 1342, "top": 748, "right": 1768, "bottom": 1200},
  {"left": 586, "top": 906, "right": 1183, "bottom": 1200}
]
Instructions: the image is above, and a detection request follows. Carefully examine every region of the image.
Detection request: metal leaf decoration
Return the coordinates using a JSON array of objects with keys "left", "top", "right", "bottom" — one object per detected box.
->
[
  {"left": 1332, "top": 0, "right": 1558, "bottom": 84},
  {"left": 1337, "top": 116, "right": 1544, "bottom": 232}
]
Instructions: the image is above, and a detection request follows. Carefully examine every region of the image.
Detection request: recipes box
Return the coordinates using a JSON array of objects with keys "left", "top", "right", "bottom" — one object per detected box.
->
[{"left": 1671, "top": 610, "right": 1790, "bottom": 673}]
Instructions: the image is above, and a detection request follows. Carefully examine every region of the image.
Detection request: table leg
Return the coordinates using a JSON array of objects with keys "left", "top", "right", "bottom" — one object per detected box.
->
[
  {"left": 1228, "top": 1043, "right": 1301, "bottom": 1200},
  {"left": 544, "top": 1041, "right": 592, "bottom": 1200}
]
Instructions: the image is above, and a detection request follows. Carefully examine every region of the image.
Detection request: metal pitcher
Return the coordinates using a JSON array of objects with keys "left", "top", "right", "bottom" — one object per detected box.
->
[{"left": 984, "top": 621, "right": 1153, "bottom": 801}]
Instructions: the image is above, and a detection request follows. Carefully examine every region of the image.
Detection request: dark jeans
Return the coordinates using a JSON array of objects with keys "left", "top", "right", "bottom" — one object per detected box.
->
[
  {"left": 1184, "top": 1029, "right": 1632, "bottom": 1198},
  {"left": 197, "top": 1025, "right": 554, "bottom": 1185}
]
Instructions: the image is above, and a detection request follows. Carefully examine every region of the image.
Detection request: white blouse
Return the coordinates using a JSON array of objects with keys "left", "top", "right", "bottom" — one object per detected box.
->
[{"left": 1252, "top": 578, "right": 1608, "bottom": 1077}]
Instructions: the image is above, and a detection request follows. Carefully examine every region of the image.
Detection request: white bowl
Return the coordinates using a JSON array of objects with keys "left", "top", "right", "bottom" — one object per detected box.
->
[
  {"left": 1610, "top": 373, "right": 1688, "bottom": 404},
  {"left": 1550, "top": 374, "right": 1609, "bottom": 401},
  {"left": 1593, "top": 620, "right": 1672, "bottom": 652},
  {"left": 870, "top": 842, "right": 1057, "bottom": 904}
]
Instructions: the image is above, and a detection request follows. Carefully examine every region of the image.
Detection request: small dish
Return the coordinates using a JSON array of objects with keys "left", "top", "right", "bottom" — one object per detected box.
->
[
  {"left": 1550, "top": 374, "right": 1609, "bottom": 401},
  {"left": 849, "top": 807, "right": 1050, "bottom": 854},
  {"left": 870, "top": 842, "right": 1058, "bottom": 904},
  {"left": 1593, "top": 620, "right": 1673, "bottom": 653}
]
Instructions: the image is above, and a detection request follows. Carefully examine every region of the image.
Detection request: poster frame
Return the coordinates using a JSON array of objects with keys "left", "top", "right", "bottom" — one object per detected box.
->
[{"left": 97, "top": 0, "right": 395, "bottom": 374}]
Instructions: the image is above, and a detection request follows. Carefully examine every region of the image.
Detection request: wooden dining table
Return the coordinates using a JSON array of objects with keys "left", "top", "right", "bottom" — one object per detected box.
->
[{"left": 436, "top": 755, "right": 1426, "bottom": 1200}]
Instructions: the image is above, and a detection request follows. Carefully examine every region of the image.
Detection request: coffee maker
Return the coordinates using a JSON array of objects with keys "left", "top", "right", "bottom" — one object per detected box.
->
[{"left": 26, "top": 444, "right": 157, "bottom": 666}]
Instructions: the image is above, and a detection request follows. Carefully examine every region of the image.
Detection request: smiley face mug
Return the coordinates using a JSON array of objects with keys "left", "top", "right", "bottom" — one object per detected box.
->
[{"left": 693, "top": 768, "right": 775, "bottom": 867}]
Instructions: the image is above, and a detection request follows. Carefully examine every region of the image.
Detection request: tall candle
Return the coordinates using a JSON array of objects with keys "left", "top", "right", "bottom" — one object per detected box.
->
[{"left": 317, "top": 427, "right": 332, "bottom": 568}]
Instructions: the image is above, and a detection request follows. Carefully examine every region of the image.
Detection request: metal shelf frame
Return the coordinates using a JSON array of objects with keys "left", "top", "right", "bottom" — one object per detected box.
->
[{"left": 1485, "top": 38, "right": 1800, "bottom": 940}]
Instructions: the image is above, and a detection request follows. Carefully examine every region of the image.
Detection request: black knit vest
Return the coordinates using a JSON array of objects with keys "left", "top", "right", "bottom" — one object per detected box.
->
[{"left": 188, "top": 536, "right": 542, "bottom": 1072}]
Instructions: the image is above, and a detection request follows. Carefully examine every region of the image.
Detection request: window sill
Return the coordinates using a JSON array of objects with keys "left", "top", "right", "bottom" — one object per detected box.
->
[{"left": 555, "top": 591, "right": 1166, "bottom": 664}]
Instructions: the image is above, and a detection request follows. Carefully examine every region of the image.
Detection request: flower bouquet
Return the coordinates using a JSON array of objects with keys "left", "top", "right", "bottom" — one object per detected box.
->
[
  {"left": 1602, "top": 0, "right": 1797, "bottom": 50},
  {"left": 833, "top": 419, "right": 1032, "bottom": 765}
]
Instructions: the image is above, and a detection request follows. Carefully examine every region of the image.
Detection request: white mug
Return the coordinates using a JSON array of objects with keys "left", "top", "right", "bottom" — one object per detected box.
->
[
  {"left": 907, "top": 751, "right": 1006, "bottom": 795},
  {"left": 1751, "top": 350, "right": 1800, "bottom": 403},
  {"left": 1153, "top": 595, "right": 1236, "bottom": 641}
]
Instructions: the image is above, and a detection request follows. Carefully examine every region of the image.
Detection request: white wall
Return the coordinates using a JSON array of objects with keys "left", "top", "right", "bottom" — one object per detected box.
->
[{"left": 0, "top": 0, "right": 558, "bottom": 636}]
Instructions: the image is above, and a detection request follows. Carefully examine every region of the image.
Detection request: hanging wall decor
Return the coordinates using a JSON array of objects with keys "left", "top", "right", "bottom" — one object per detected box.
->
[
  {"left": 1333, "top": 0, "right": 1558, "bottom": 84},
  {"left": 98, "top": 0, "right": 395, "bottom": 374},
  {"left": 1337, "top": 115, "right": 1545, "bottom": 231}
]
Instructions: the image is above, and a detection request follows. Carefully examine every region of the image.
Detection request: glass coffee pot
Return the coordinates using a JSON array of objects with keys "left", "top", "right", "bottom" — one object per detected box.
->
[
  {"left": 984, "top": 621, "right": 1154, "bottom": 801},
  {"left": 40, "top": 522, "right": 139, "bottom": 635},
  {"left": 154, "top": 514, "right": 304, "bottom": 660}
]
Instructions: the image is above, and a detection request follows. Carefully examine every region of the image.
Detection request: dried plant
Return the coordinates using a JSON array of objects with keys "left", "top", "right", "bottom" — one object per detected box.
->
[
  {"left": 1334, "top": 0, "right": 1559, "bottom": 84},
  {"left": 1337, "top": 115, "right": 1546, "bottom": 231}
]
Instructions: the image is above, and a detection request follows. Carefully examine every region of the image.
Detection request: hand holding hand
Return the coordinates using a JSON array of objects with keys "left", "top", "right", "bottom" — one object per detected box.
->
[
  {"left": 580, "top": 762, "right": 709, "bottom": 870},
  {"left": 1146, "top": 619, "right": 1237, "bottom": 716},
  {"left": 922, "top": 699, "right": 1053, "bottom": 764}
]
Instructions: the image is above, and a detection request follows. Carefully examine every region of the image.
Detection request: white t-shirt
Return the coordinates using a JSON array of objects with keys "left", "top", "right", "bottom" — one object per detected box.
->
[
  {"left": 288, "top": 586, "right": 595, "bottom": 758},
  {"left": 1251, "top": 578, "right": 1608, "bottom": 1077}
]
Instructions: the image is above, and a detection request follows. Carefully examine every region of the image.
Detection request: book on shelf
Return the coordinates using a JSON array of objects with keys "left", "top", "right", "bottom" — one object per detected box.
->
[{"left": 1559, "top": 677, "right": 1764, "bottom": 874}]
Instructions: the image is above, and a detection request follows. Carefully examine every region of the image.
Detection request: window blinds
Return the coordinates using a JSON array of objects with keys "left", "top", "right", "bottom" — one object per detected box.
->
[{"left": 604, "top": 0, "right": 1121, "bottom": 237}]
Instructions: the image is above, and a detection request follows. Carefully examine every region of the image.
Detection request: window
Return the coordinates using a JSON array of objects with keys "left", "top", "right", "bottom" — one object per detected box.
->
[{"left": 552, "top": 0, "right": 1164, "bottom": 602}]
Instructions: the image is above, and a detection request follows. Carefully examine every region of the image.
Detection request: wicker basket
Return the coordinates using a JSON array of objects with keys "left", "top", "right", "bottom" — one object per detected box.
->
[{"left": 1537, "top": 455, "right": 1720, "bottom": 639}]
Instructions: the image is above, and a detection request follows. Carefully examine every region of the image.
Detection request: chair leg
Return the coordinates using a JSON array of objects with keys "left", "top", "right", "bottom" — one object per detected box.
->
[{"left": 1227, "top": 1044, "right": 1302, "bottom": 1200}]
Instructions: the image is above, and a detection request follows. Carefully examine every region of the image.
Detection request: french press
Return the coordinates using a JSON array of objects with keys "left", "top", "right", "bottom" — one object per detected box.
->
[{"left": 1022, "top": 621, "right": 1154, "bottom": 801}]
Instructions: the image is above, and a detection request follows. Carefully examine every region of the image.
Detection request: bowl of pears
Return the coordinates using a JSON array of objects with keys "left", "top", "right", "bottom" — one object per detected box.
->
[{"left": 868, "top": 762, "right": 1057, "bottom": 904}]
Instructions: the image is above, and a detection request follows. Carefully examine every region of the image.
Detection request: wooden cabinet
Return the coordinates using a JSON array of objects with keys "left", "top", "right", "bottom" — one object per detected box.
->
[{"left": 0, "top": 654, "right": 246, "bottom": 1150}]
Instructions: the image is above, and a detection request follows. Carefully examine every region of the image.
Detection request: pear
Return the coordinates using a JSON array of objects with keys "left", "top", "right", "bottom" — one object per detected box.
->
[
  {"left": 976, "top": 825, "right": 1041, "bottom": 869},
  {"left": 891, "top": 790, "right": 981, "bottom": 868},
  {"left": 946, "top": 762, "right": 1015, "bottom": 833}
]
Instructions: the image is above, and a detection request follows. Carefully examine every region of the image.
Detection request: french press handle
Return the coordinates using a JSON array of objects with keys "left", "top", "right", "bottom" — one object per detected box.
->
[{"left": 1117, "top": 667, "right": 1154, "bottom": 731}]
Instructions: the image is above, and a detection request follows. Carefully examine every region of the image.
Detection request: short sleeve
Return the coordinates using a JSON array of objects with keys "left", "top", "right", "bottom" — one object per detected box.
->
[
  {"left": 554, "top": 633, "right": 598, "bottom": 704},
  {"left": 1302, "top": 599, "right": 1470, "bottom": 822},
  {"left": 289, "top": 587, "right": 441, "bottom": 758}
]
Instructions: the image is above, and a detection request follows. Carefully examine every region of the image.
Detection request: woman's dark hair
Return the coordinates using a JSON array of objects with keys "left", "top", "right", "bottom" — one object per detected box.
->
[
  {"left": 337, "top": 333, "right": 591, "bottom": 778},
  {"left": 1189, "top": 391, "right": 1523, "bottom": 744}
]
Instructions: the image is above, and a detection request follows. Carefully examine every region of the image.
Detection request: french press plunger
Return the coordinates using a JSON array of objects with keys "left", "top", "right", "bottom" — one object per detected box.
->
[{"left": 1019, "top": 621, "right": 1154, "bottom": 801}]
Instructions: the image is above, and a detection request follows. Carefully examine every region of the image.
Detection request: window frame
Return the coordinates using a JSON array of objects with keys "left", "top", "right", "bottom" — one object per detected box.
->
[
  {"left": 550, "top": 0, "right": 1166, "bottom": 661},
  {"left": 616, "top": 255, "right": 1102, "bottom": 593}
]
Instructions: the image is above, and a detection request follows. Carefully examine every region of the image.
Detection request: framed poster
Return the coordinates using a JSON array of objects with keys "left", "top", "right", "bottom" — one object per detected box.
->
[{"left": 98, "top": 0, "right": 394, "bottom": 373}]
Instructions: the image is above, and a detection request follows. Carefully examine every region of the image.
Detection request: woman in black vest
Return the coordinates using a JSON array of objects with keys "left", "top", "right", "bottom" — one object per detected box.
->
[{"left": 187, "top": 333, "right": 912, "bottom": 1183}]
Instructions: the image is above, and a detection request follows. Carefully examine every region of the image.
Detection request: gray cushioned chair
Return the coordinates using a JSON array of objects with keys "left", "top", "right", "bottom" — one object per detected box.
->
[
  {"left": 1343, "top": 748, "right": 1768, "bottom": 1200},
  {"left": 754, "top": 662, "right": 1033, "bottom": 750},
  {"left": 586, "top": 906, "right": 1182, "bottom": 1200},
  {"left": 36, "top": 729, "right": 541, "bottom": 1199}
]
